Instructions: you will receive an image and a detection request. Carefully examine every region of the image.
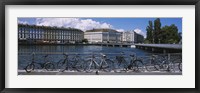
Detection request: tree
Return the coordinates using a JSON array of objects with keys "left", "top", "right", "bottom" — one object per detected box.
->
[
  {"left": 146, "top": 21, "right": 154, "bottom": 43},
  {"left": 178, "top": 32, "right": 182, "bottom": 43},
  {"left": 154, "top": 18, "right": 161, "bottom": 43},
  {"left": 145, "top": 18, "right": 180, "bottom": 44},
  {"left": 161, "top": 24, "right": 179, "bottom": 44}
]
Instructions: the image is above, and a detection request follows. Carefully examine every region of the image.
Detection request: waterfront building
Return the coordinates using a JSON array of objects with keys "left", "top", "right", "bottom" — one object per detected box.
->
[
  {"left": 135, "top": 33, "right": 144, "bottom": 43},
  {"left": 18, "top": 24, "right": 84, "bottom": 44},
  {"left": 84, "top": 29, "right": 122, "bottom": 43},
  {"left": 122, "top": 31, "right": 135, "bottom": 43},
  {"left": 122, "top": 31, "right": 144, "bottom": 43}
]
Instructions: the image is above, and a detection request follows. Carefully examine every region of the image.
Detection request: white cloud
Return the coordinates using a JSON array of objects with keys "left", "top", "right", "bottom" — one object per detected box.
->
[
  {"left": 134, "top": 28, "right": 146, "bottom": 38},
  {"left": 116, "top": 29, "right": 125, "bottom": 32},
  {"left": 35, "top": 18, "right": 113, "bottom": 31},
  {"left": 18, "top": 18, "right": 143, "bottom": 34},
  {"left": 18, "top": 20, "right": 28, "bottom": 24}
]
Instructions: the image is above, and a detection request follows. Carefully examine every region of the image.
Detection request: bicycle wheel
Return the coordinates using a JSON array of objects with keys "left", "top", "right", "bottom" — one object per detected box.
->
[
  {"left": 112, "top": 59, "right": 121, "bottom": 73},
  {"left": 126, "top": 59, "right": 136, "bottom": 70},
  {"left": 178, "top": 62, "right": 182, "bottom": 71},
  {"left": 24, "top": 64, "right": 35, "bottom": 73},
  {"left": 84, "top": 59, "right": 93, "bottom": 73},
  {"left": 134, "top": 60, "right": 146, "bottom": 72},
  {"left": 44, "top": 62, "right": 55, "bottom": 71},
  {"left": 154, "top": 56, "right": 168, "bottom": 71},
  {"left": 147, "top": 56, "right": 160, "bottom": 71},
  {"left": 117, "top": 58, "right": 128, "bottom": 72},
  {"left": 99, "top": 60, "right": 111, "bottom": 72},
  {"left": 166, "top": 62, "right": 175, "bottom": 72},
  {"left": 106, "top": 59, "right": 115, "bottom": 72},
  {"left": 145, "top": 64, "right": 158, "bottom": 71},
  {"left": 99, "top": 61, "right": 109, "bottom": 70},
  {"left": 57, "top": 60, "right": 65, "bottom": 69},
  {"left": 73, "top": 61, "right": 84, "bottom": 72}
]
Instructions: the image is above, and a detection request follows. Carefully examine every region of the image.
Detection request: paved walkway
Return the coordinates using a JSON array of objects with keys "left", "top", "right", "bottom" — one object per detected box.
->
[{"left": 18, "top": 70, "right": 182, "bottom": 75}]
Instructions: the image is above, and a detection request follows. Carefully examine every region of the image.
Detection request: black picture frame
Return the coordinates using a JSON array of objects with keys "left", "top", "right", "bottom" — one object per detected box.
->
[{"left": 0, "top": 0, "right": 199, "bottom": 93}]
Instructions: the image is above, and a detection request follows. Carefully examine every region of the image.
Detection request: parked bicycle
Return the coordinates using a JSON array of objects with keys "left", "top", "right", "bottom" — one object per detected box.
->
[
  {"left": 24, "top": 52, "right": 55, "bottom": 73},
  {"left": 69, "top": 53, "right": 87, "bottom": 72},
  {"left": 23, "top": 52, "right": 182, "bottom": 73},
  {"left": 114, "top": 52, "right": 130, "bottom": 72},
  {"left": 98, "top": 53, "right": 115, "bottom": 72},
  {"left": 57, "top": 53, "right": 73, "bottom": 72},
  {"left": 144, "top": 54, "right": 176, "bottom": 72},
  {"left": 126, "top": 53, "right": 147, "bottom": 72},
  {"left": 57, "top": 53, "right": 90, "bottom": 72},
  {"left": 169, "top": 54, "right": 182, "bottom": 72},
  {"left": 84, "top": 53, "right": 101, "bottom": 72}
]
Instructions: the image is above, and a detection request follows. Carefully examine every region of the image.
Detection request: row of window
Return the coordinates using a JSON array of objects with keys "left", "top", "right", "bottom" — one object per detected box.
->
[
  {"left": 18, "top": 30, "right": 82, "bottom": 35},
  {"left": 18, "top": 27, "right": 83, "bottom": 41},
  {"left": 18, "top": 27, "right": 82, "bottom": 33},
  {"left": 18, "top": 34, "right": 83, "bottom": 40}
]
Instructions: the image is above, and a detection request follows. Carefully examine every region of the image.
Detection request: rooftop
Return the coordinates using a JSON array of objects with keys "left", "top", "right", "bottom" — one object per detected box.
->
[
  {"left": 18, "top": 24, "right": 83, "bottom": 32},
  {"left": 85, "top": 28, "right": 118, "bottom": 32}
]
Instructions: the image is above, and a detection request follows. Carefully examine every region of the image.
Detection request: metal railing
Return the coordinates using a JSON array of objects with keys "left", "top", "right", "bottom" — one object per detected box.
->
[{"left": 18, "top": 52, "right": 182, "bottom": 73}]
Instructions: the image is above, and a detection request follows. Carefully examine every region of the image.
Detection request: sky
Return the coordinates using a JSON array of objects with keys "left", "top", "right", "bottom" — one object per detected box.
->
[{"left": 18, "top": 18, "right": 182, "bottom": 38}]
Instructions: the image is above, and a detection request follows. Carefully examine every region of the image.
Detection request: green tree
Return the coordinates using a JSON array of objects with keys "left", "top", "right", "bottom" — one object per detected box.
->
[
  {"left": 154, "top": 18, "right": 161, "bottom": 43},
  {"left": 146, "top": 21, "right": 154, "bottom": 43},
  {"left": 178, "top": 32, "right": 182, "bottom": 43},
  {"left": 145, "top": 18, "right": 180, "bottom": 44},
  {"left": 161, "top": 24, "right": 179, "bottom": 44}
]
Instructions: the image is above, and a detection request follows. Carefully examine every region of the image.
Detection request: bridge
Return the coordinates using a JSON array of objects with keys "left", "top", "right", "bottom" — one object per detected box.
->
[
  {"left": 93, "top": 42, "right": 133, "bottom": 47},
  {"left": 135, "top": 44, "right": 182, "bottom": 53}
]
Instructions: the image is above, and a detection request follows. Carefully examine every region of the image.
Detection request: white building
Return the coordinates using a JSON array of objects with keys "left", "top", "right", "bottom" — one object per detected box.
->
[
  {"left": 18, "top": 24, "right": 84, "bottom": 44},
  {"left": 122, "top": 30, "right": 144, "bottom": 43},
  {"left": 84, "top": 29, "right": 122, "bottom": 43},
  {"left": 122, "top": 31, "right": 135, "bottom": 43}
]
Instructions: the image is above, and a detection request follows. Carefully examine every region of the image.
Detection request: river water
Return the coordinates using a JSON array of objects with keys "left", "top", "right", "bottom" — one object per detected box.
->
[{"left": 18, "top": 45, "right": 150, "bottom": 70}]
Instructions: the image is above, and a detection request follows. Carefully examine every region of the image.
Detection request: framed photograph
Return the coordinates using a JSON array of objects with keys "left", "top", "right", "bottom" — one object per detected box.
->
[{"left": 0, "top": 0, "right": 199, "bottom": 92}]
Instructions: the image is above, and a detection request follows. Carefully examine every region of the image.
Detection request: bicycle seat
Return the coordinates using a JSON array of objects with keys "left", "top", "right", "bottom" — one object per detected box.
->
[
  {"left": 100, "top": 53, "right": 106, "bottom": 57},
  {"left": 130, "top": 54, "right": 135, "bottom": 57},
  {"left": 102, "top": 55, "right": 106, "bottom": 58},
  {"left": 32, "top": 52, "right": 35, "bottom": 55},
  {"left": 63, "top": 53, "right": 68, "bottom": 56}
]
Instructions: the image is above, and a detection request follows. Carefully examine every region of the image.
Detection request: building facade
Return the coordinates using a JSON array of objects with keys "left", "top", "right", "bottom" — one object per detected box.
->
[
  {"left": 18, "top": 24, "right": 84, "bottom": 44},
  {"left": 122, "top": 31, "right": 144, "bottom": 43},
  {"left": 122, "top": 31, "right": 135, "bottom": 43},
  {"left": 84, "top": 29, "right": 122, "bottom": 43},
  {"left": 135, "top": 33, "right": 144, "bottom": 43}
]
